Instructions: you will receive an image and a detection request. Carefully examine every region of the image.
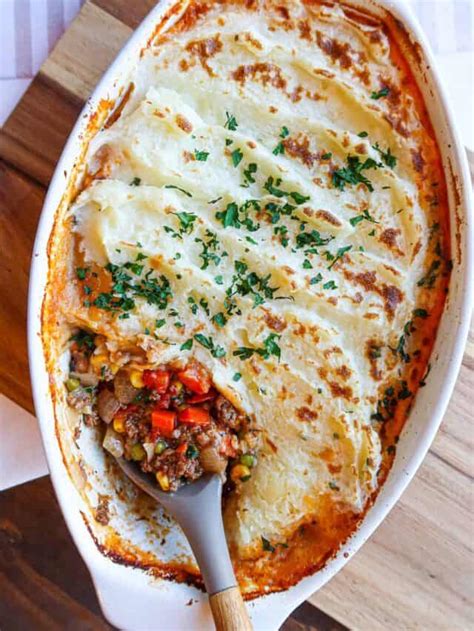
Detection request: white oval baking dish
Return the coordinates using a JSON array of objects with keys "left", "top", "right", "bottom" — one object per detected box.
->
[{"left": 28, "top": 0, "right": 473, "bottom": 629}]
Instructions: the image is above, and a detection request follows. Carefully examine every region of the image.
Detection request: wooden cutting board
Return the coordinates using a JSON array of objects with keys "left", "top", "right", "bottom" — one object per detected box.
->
[{"left": 0, "top": 2, "right": 472, "bottom": 629}]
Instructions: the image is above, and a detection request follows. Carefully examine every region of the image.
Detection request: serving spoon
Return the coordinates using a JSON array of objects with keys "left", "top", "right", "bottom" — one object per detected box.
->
[{"left": 114, "top": 457, "right": 253, "bottom": 631}]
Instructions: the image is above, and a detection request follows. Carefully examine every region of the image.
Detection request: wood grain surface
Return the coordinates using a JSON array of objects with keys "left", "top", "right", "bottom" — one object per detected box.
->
[{"left": 0, "top": 1, "right": 472, "bottom": 629}]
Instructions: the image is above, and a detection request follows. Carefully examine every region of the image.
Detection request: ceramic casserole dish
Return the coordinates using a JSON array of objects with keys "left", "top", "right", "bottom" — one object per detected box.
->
[{"left": 28, "top": 0, "right": 473, "bottom": 629}]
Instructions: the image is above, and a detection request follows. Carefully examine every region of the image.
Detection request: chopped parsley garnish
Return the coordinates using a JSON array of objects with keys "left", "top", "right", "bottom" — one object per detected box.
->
[
  {"left": 328, "top": 481, "right": 340, "bottom": 491},
  {"left": 194, "top": 333, "right": 226, "bottom": 358},
  {"left": 130, "top": 177, "right": 141, "bottom": 186},
  {"left": 216, "top": 200, "right": 260, "bottom": 232},
  {"left": 225, "top": 261, "right": 280, "bottom": 313},
  {"left": 371, "top": 86, "right": 390, "bottom": 99},
  {"left": 224, "top": 111, "right": 238, "bottom": 131},
  {"left": 372, "top": 142, "right": 397, "bottom": 168},
  {"left": 321, "top": 152, "right": 332, "bottom": 159},
  {"left": 180, "top": 338, "right": 193, "bottom": 351},
  {"left": 274, "top": 225, "right": 289, "bottom": 247},
  {"left": 195, "top": 230, "right": 221, "bottom": 269},
  {"left": 261, "top": 536, "right": 275, "bottom": 552},
  {"left": 413, "top": 308, "right": 429, "bottom": 318},
  {"left": 322, "top": 280, "right": 337, "bottom": 290},
  {"left": 328, "top": 245, "right": 352, "bottom": 270},
  {"left": 417, "top": 260, "right": 441, "bottom": 288},
  {"left": 85, "top": 259, "right": 172, "bottom": 315},
  {"left": 215, "top": 275, "right": 224, "bottom": 285},
  {"left": 70, "top": 330, "right": 95, "bottom": 350},
  {"left": 349, "top": 208, "right": 379, "bottom": 227},
  {"left": 208, "top": 196, "right": 223, "bottom": 204},
  {"left": 302, "top": 259, "right": 312, "bottom": 269},
  {"left": 194, "top": 149, "right": 209, "bottom": 162},
  {"left": 233, "top": 372, "right": 242, "bottom": 382},
  {"left": 242, "top": 162, "right": 257, "bottom": 187},
  {"left": 155, "top": 319, "right": 166, "bottom": 328},
  {"left": 231, "top": 148, "right": 243, "bottom": 167},
  {"left": 76, "top": 267, "right": 88, "bottom": 280},
  {"left": 164, "top": 184, "right": 193, "bottom": 197},
  {"left": 188, "top": 296, "right": 198, "bottom": 315},
  {"left": 332, "top": 155, "right": 382, "bottom": 192},
  {"left": 212, "top": 312, "right": 227, "bottom": 328},
  {"left": 263, "top": 176, "right": 310, "bottom": 205},
  {"left": 296, "top": 228, "right": 334, "bottom": 250},
  {"left": 233, "top": 333, "right": 281, "bottom": 362},
  {"left": 173, "top": 211, "right": 197, "bottom": 235},
  {"left": 398, "top": 381, "right": 412, "bottom": 400},
  {"left": 272, "top": 126, "right": 290, "bottom": 155},
  {"left": 310, "top": 273, "right": 323, "bottom": 285},
  {"left": 357, "top": 131, "right": 368, "bottom": 138}
]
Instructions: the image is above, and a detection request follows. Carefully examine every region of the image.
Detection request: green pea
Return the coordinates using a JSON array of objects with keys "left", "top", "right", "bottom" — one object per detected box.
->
[
  {"left": 130, "top": 444, "right": 146, "bottom": 461},
  {"left": 186, "top": 444, "right": 199, "bottom": 459},
  {"left": 154, "top": 440, "right": 167, "bottom": 455},
  {"left": 66, "top": 377, "right": 81, "bottom": 392},
  {"left": 240, "top": 453, "right": 256, "bottom": 468}
]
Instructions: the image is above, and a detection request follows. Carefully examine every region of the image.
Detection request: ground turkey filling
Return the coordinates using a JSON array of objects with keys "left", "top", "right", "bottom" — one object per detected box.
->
[{"left": 66, "top": 330, "right": 258, "bottom": 492}]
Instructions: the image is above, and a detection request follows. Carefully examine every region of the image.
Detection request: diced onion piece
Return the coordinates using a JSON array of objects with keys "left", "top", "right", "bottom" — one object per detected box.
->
[
  {"left": 97, "top": 389, "right": 121, "bottom": 424},
  {"left": 200, "top": 446, "right": 227, "bottom": 474},
  {"left": 103, "top": 426, "right": 124, "bottom": 458},
  {"left": 142, "top": 442, "right": 155, "bottom": 462},
  {"left": 70, "top": 371, "right": 99, "bottom": 387}
]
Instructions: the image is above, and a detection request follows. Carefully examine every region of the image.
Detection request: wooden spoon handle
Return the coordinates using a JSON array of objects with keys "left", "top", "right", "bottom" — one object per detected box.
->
[{"left": 209, "top": 586, "right": 253, "bottom": 631}]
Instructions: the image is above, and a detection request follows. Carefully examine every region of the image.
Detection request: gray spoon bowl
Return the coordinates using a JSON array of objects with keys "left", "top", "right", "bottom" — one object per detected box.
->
[{"left": 114, "top": 457, "right": 252, "bottom": 631}]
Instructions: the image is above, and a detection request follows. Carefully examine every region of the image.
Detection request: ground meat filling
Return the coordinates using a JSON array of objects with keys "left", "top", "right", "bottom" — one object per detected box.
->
[{"left": 65, "top": 331, "right": 258, "bottom": 492}]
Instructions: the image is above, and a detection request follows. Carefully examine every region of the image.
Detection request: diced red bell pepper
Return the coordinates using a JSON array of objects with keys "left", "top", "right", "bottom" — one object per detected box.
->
[
  {"left": 187, "top": 388, "right": 217, "bottom": 404},
  {"left": 151, "top": 409, "right": 176, "bottom": 438},
  {"left": 178, "top": 406, "right": 211, "bottom": 426},
  {"left": 153, "top": 393, "right": 171, "bottom": 410},
  {"left": 220, "top": 435, "right": 237, "bottom": 458},
  {"left": 143, "top": 369, "right": 170, "bottom": 393},
  {"left": 177, "top": 363, "right": 211, "bottom": 395}
]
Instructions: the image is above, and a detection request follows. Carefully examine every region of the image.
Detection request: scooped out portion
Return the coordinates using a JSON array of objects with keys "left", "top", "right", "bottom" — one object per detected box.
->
[{"left": 66, "top": 329, "right": 258, "bottom": 492}]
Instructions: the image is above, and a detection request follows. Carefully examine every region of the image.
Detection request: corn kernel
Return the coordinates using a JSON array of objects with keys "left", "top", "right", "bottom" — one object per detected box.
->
[
  {"left": 113, "top": 415, "right": 126, "bottom": 434},
  {"left": 231, "top": 464, "right": 251, "bottom": 482},
  {"left": 156, "top": 471, "right": 170, "bottom": 492},
  {"left": 130, "top": 370, "right": 144, "bottom": 389},
  {"left": 90, "top": 353, "right": 108, "bottom": 371}
]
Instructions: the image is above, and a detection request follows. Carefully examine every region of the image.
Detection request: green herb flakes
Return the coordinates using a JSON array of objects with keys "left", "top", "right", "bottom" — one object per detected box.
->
[
  {"left": 231, "top": 148, "right": 243, "bottom": 167},
  {"left": 371, "top": 87, "right": 390, "bottom": 99},
  {"left": 194, "top": 149, "right": 209, "bottom": 162},
  {"left": 224, "top": 111, "right": 238, "bottom": 131}
]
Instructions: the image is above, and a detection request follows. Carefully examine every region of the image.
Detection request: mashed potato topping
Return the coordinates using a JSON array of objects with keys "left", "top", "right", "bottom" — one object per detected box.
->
[{"left": 55, "top": 0, "right": 450, "bottom": 594}]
